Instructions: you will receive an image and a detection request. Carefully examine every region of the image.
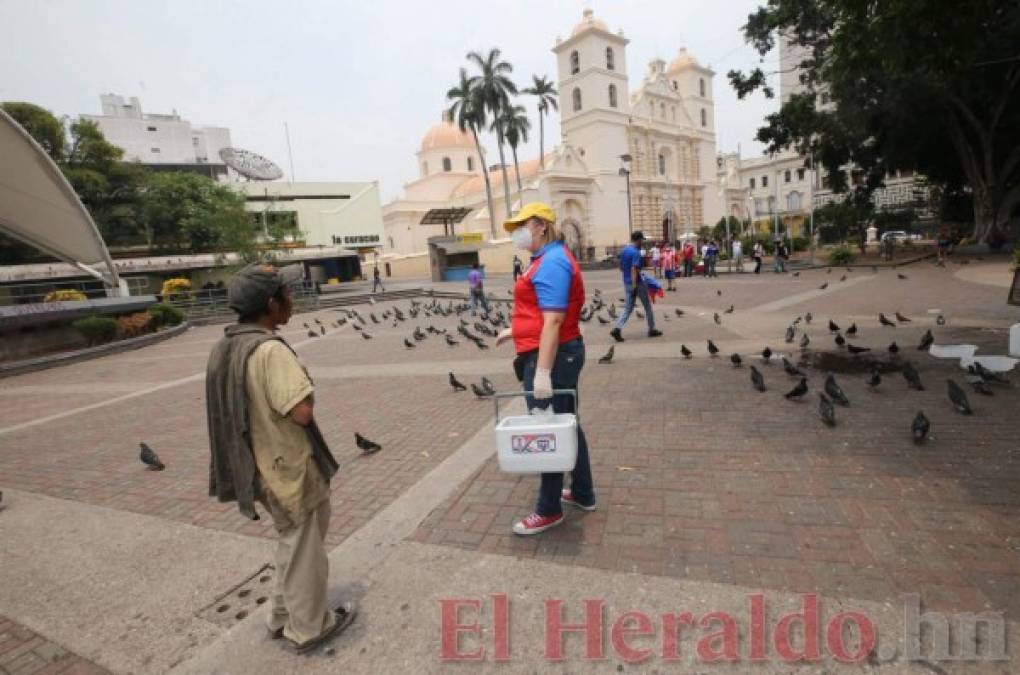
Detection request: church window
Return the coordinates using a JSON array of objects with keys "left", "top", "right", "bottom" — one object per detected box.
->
[
  {"left": 606, "top": 47, "right": 615, "bottom": 71},
  {"left": 672, "top": 80, "right": 678, "bottom": 91},
  {"left": 570, "top": 51, "right": 579, "bottom": 75},
  {"left": 442, "top": 157, "right": 452, "bottom": 172},
  {"left": 572, "top": 87, "right": 582, "bottom": 112},
  {"left": 699, "top": 78, "right": 706, "bottom": 97},
  {"left": 608, "top": 84, "right": 618, "bottom": 108},
  {"left": 749, "top": 177, "right": 756, "bottom": 189},
  {"left": 784, "top": 169, "right": 791, "bottom": 183},
  {"left": 658, "top": 153, "right": 666, "bottom": 176},
  {"left": 787, "top": 191, "right": 802, "bottom": 211},
  {"left": 762, "top": 175, "right": 769, "bottom": 188},
  {"left": 467, "top": 157, "right": 474, "bottom": 171},
  {"left": 700, "top": 108, "right": 707, "bottom": 127},
  {"left": 797, "top": 168, "right": 805, "bottom": 181}
]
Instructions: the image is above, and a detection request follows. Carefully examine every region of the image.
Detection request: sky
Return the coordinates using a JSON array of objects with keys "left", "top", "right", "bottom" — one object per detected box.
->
[{"left": 0, "top": 0, "right": 778, "bottom": 203}]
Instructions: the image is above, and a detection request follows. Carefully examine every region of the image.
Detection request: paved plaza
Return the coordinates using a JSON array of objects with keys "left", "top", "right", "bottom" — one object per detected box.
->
[{"left": 1, "top": 257, "right": 1018, "bottom": 673}]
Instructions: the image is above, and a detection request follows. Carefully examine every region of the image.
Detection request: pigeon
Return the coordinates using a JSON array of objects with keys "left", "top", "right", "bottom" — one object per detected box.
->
[
  {"left": 917, "top": 330, "right": 934, "bottom": 351},
  {"left": 824, "top": 374, "right": 850, "bottom": 406},
  {"left": 717, "top": 289, "right": 722, "bottom": 297},
  {"left": 730, "top": 353, "right": 743, "bottom": 367},
  {"left": 867, "top": 369, "right": 882, "bottom": 389},
  {"left": 473, "top": 339, "right": 489, "bottom": 350},
  {"left": 895, "top": 312, "right": 911, "bottom": 323},
  {"left": 847, "top": 344, "right": 870, "bottom": 355},
  {"left": 804, "top": 312, "right": 813, "bottom": 324},
  {"left": 761, "top": 346, "right": 773, "bottom": 362},
  {"left": 782, "top": 357, "right": 803, "bottom": 377},
  {"left": 888, "top": 341, "right": 900, "bottom": 355},
  {"left": 912, "top": 411, "right": 930, "bottom": 444},
  {"left": 445, "top": 334, "right": 459, "bottom": 346},
  {"left": 969, "top": 361, "right": 1007, "bottom": 384},
  {"left": 800, "top": 334, "right": 811, "bottom": 350},
  {"left": 793, "top": 271, "right": 800, "bottom": 277},
  {"left": 818, "top": 393, "right": 837, "bottom": 427},
  {"left": 314, "top": 318, "right": 322, "bottom": 325},
  {"left": 936, "top": 314, "right": 946, "bottom": 326},
  {"left": 608, "top": 305, "right": 618, "bottom": 318},
  {"left": 724, "top": 305, "right": 734, "bottom": 314},
  {"left": 827, "top": 268, "right": 833, "bottom": 274},
  {"left": 675, "top": 309, "right": 685, "bottom": 317},
  {"left": 846, "top": 323, "right": 858, "bottom": 337},
  {"left": 307, "top": 330, "right": 317, "bottom": 338},
  {"left": 598, "top": 346, "right": 615, "bottom": 364},
  {"left": 819, "top": 282, "right": 829, "bottom": 290},
  {"left": 449, "top": 372, "right": 467, "bottom": 392},
  {"left": 785, "top": 326, "right": 796, "bottom": 343},
  {"left": 470, "top": 383, "right": 491, "bottom": 398},
  {"left": 970, "top": 379, "right": 994, "bottom": 396},
  {"left": 352, "top": 323, "right": 363, "bottom": 331},
  {"left": 597, "top": 315, "right": 610, "bottom": 325},
  {"left": 839, "top": 275, "right": 847, "bottom": 282},
  {"left": 404, "top": 338, "right": 415, "bottom": 349},
  {"left": 369, "top": 297, "right": 377, "bottom": 305},
  {"left": 681, "top": 344, "right": 693, "bottom": 359},
  {"left": 707, "top": 340, "right": 719, "bottom": 356},
  {"left": 897, "top": 273, "right": 908, "bottom": 280},
  {"left": 361, "top": 331, "right": 373, "bottom": 340},
  {"left": 785, "top": 377, "right": 808, "bottom": 400},
  {"left": 370, "top": 313, "right": 380, "bottom": 324},
  {"left": 835, "top": 334, "right": 846, "bottom": 348},
  {"left": 879, "top": 313, "right": 897, "bottom": 327},
  {"left": 481, "top": 377, "right": 496, "bottom": 395},
  {"left": 714, "top": 313, "right": 721, "bottom": 325},
  {"left": 139, "top": 442, "right": 165, "bottom": 471},
  {"left": 750, "top": 365, "right": 766, "bottom": 392},
  {"left": 829, "top": 320, "right": 840, "bottom": 333},
  {"left": 947, "top": 379, "right": 972, "bottom": 414},
  {"left": 902, "top": 361, "right": 924, "bottom": 390},
  {"left": 320, "top": 325, "right": 326, "bottom": 335},
  {"left": 303, "top": 322, "right": 309, "bottom": 328},
  {"left": 355, "top": 432, "right": 382, "bottom": 454}
]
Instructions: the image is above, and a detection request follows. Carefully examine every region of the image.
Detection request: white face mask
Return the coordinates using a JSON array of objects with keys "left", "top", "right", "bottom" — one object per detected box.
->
[{"left": 511, "top": 226, "right": 533, "bottom": 250}]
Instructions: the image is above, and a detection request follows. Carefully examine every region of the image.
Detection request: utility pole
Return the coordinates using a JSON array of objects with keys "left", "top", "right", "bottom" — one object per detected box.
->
[
  {"left": 809, "top": 151, "right": 816, "bottom": 265},
  {"left": 619, "top": 154, "right": 634, "bottom": 236}
]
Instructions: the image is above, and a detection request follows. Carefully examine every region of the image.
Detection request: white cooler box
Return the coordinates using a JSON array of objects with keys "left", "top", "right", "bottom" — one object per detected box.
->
[{"left": 494, "top": 391, "right": 578, "bottom": 474}]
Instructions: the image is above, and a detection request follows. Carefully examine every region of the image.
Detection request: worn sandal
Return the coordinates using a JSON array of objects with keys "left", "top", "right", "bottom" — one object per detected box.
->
[{"left": 293, "top": 602, "right": 357, "bottom": 654}]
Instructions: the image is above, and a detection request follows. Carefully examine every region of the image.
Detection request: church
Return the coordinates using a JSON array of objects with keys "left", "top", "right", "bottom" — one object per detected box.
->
[{"left": 381, "top": 9, "right": 724, "bottom": 278}]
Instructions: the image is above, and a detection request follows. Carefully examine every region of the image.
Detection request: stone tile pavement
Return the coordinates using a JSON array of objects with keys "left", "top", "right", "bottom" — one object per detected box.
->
[{"left": 0, "top": 616, "right": 109, "bottom": 675}]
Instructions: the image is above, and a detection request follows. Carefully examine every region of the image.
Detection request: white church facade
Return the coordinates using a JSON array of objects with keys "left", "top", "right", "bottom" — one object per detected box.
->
[{"left": 381, "top": 10, "right": 724, "bottom": 277}]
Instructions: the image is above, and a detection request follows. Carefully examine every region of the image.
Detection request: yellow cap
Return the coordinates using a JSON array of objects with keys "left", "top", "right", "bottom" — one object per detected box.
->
[{"left": 503, "top": 202, "right": 557, "bottom": 232}]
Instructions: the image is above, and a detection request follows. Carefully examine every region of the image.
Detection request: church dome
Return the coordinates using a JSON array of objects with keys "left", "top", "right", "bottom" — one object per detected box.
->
[
  {"left": 571, "top": 9, "right": 608, "bottom": 36},
  {"left": 667, "top": 48, "right": 700, "bottom": 73},
  {"left": 420, "top": 113, "right": 475, "bottom": 152}
]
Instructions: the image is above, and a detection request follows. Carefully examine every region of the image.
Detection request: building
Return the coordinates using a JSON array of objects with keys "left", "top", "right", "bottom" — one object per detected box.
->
[
  {"left": 381, "top": 9, "right": 724, "bottom": 278},
  {"left": 81, "top": 94, "right": 231, "bottom": 180},
  {"left": 717, "top": 150, "right": 815, "bottom": 237}
]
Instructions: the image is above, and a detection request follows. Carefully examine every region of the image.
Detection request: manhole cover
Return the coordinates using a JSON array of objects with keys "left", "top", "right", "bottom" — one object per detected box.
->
[{"left": 196, "top": 563, "right": 274, "bottom": 629}]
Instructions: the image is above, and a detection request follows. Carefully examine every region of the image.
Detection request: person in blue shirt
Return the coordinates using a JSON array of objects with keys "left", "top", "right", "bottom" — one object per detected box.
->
[{"left": 610, "top": 230, "right": 662, "bottom": 342}]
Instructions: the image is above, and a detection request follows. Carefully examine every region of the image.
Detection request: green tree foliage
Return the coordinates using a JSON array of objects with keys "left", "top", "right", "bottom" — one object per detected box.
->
[
  {"left": 522, "top": 75, "right": 558, "bottom": 170},
  {"left": 466, "top": 48, "right": 517, "bottom": 218},
  {"left": 729, "top": 0, "right": 1020, "bottom": 245},
  {"left": 447, "top": 68, "right": 498, "bottom": 237},
  {"left": 141, "top": 172, "right": 250, "bottom": 252},
  {"left": 2, "top": 102, "right": 66, "bottom": 160}
]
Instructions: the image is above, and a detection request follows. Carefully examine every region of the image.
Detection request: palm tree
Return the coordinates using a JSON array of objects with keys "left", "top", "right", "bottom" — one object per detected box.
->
[
  {"left": 466, "top": 48, "right": 517, "bottom": 218},
  {"left": 447, "top": 68, "right": 498, "bottom": 237},
  {"left": 523, "top": 75, "right": 558, "bottom": 170},
  {"left": 498, "top": 104, "right": 531, "bottom": 202}
]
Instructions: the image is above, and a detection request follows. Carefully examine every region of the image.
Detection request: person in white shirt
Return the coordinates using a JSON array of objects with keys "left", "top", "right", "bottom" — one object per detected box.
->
[
  {"left": 650, "top": 245, "right": 662, "bottom": 278},
  {"left": 731, "top": 239, "right": 744, "bottom": 272}
]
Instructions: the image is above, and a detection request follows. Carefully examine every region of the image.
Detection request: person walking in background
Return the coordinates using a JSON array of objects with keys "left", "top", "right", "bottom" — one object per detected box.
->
[
  {"left": 371, "top": 266, "right": 384, "bottom": 294},
  {"left": 682, "top": 239, "right": 695, "bottom": 278},
  {"left": 732, "top": 238, "right": 744, "bottom": 272},
  {"left": 610, "top": 230, "right": 662, "bottom": 342},
  {"left": 661, "top": 242, "right": 677, "bottom": 291},
  {"left": 496, "top": 202, "right": 595, "bottom": 535},
  {"left": 753, "top": 240, "right": 764, "bottom": 274},
  {"left": 774, "top": 238, "right": 789, "bottom": 273},
  {"left": 468, "top": 262, "right": 490, "bottom": 314},
  {"left": 651, "top": 243, "right": 662, "bottom": 278},
  {"left": 704, "top": 240, "right": 719, "bottom": 278},
  {"left": 512, "top": 255, "right": 523, "bottom": 282},
  {"left": 206, "top": 264, "right": 354, "bottom": 654}
]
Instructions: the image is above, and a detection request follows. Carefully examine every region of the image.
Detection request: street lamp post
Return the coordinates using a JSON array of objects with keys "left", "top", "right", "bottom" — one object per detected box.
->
[{"left": 619, "top": 154, "right": 633, "bottom": 236}]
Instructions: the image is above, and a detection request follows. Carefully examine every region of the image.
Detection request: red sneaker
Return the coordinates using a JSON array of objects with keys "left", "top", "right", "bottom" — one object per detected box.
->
[
  {"left": 512, "top": 512, "right": 564, "bottom": 535},
  {"left": 561, "top": 490, "right": 597, "bottom": 511}
]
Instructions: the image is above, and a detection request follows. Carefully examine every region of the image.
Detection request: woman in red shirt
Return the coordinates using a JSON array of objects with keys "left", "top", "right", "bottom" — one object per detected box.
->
[{"left": 497, "top": 202, "right": 595, "bottom": 535}]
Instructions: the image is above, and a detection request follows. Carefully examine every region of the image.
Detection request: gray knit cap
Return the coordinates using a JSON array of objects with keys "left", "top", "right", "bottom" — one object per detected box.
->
[{"left": 227, "top": 263, "right": 304, "bottom": 316}]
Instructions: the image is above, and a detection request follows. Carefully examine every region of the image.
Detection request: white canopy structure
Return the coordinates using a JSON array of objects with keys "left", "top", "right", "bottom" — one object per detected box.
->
[{"left": 0, "top": 108, "right": 122, "bottom": 292}]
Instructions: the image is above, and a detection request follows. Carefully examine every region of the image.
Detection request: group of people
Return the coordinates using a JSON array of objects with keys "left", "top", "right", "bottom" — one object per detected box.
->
[{"left": 641, "top": 235, "right": 792, "bottom": 279}]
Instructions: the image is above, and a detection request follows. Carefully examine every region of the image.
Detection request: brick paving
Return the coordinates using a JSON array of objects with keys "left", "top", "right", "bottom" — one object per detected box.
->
[{"left": 0, "top": 616, "right": 109, "bottom": 675}]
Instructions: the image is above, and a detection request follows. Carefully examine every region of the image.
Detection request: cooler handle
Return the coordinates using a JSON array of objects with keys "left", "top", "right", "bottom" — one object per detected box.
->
[{"left": 492, "top": 389, "right": 578, "bottom": 426}]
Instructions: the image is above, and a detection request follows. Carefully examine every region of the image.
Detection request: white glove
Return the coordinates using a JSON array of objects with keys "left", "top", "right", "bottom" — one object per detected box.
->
[
  {"left": 532, "top": 367, "right": 553, "bottom": 400},
  {"left": 495, "top": 328, "right": 513, "bottom": 347}
]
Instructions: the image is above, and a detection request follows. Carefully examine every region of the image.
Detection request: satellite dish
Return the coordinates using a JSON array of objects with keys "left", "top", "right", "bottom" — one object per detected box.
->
[{"left": 219, "top": 147, "right": 284, "bottom": 181}]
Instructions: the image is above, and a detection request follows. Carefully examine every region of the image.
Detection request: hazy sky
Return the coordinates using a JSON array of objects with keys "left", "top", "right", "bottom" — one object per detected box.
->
[{"left": 1, "top": 0, "right": 778, "bottom": 202}]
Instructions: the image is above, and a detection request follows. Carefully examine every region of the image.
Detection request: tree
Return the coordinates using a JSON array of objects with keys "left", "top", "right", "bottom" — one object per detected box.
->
[
  {"left": 522, "top": 75, "right": 558, "bottom": 170},
  {"left": 499, "top": 104, "right": 531, "bottom": 202},
  {"left": 447, "top": 68, "right": 498, "bottom": 237},
  {"left": 1, "top": 102, "right": 66, "bottom": 161},
  {"left": 141, "top": 172, "right": 250, "bottom": 252},
  {"left": 467, "top": 48, "right": 517, "bottom": 218},
  {"left": 729, "top": 0, "right": 1020, "bottom": 245}
]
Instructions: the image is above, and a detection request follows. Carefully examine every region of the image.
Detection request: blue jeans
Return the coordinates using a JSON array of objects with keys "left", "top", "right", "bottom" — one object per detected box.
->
[
  {"left": 615, "top": 284, "right": 656, "bottom": 332},
  {"left": 469, "top": 288, "right": 489, "bottom": 313},
  {"left": 521, "top": 339, "right": 594, "bottom": 516}
]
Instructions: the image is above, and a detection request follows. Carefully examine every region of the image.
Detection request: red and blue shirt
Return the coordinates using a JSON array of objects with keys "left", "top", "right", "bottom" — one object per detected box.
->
[{"left": 512, "top": 241, "right": 585, "bottom": 354}]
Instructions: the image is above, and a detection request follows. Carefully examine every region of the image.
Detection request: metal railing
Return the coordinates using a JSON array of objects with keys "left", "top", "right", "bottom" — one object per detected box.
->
[
  {"left": 0, "top": 278, "right": 150, "bottom": 306},
  {"left": 165, "top": 282, "right": 319, "bottom": 320}
]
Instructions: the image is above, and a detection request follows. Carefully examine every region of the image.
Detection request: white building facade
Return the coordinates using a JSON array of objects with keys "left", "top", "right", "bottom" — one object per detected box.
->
[{"left": 382, "top": 9, "right": 724, "bottom": 267}]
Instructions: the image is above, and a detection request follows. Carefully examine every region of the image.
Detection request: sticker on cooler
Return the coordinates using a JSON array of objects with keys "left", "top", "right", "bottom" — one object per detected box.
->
[{"left": 511, "top": 433, "right": 557, "bottom": 454}]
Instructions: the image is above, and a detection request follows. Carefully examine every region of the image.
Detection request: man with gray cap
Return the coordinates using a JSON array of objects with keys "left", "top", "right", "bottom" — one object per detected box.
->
[{"left": 206, "top": 263, "right": 354, "bottom": 653}]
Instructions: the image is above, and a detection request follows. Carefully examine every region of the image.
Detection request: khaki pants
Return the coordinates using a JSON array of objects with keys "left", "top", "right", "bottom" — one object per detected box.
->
[{"left": 266, "top": 499, "right": 335, "bottom": 644}]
